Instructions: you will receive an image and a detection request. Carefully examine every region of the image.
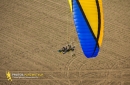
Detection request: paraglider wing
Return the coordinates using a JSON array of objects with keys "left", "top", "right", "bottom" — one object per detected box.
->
[{"left": 68, "top": 0, "right": 104, "bottom": 58}]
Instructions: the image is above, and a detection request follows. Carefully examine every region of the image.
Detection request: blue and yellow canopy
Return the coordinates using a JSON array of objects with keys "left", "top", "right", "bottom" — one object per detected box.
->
[{"left": 68, "top": 0, "right": 104, "bottom": 58}]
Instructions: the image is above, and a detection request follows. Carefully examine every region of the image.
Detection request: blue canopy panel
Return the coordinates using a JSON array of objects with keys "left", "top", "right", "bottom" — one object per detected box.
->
[{"left": 72, "top": 0, "right": 99, "bottom": 58}]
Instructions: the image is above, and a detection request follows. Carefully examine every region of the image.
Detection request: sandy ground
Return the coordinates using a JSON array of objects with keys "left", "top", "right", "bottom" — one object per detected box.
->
[{"left": 0, "top": 0, "right": 130, "bottom": 85}]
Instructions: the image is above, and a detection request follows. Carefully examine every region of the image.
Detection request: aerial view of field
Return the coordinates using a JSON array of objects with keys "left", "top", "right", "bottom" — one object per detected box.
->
[{"left": 0, "top": 0, "right": 130, "bottom": 85}]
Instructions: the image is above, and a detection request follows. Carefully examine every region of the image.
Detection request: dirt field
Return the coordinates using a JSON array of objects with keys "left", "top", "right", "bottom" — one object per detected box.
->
[{"left": 0, "top": 0, "right": 130, "bottom": 85}]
